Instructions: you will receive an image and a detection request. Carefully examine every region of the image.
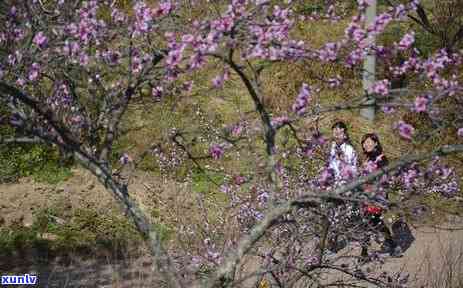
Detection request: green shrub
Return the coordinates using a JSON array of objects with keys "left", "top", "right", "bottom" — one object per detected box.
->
[{"left": 0, "top": 144, "right": 72, "bottom": 184}]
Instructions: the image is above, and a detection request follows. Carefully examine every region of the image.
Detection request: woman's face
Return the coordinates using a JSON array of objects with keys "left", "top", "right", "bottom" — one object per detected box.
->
[
  {"left": 332, "top": 127, "right": 345, "bottom": 142},
  {"left": 363, "top": 137, "right": 377, "bottom": 153}
]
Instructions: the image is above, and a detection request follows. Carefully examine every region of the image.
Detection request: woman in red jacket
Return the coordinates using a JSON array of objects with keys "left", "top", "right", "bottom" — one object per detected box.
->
[{"left": 359, "top": 133, "right": 401, "bottom": 262}]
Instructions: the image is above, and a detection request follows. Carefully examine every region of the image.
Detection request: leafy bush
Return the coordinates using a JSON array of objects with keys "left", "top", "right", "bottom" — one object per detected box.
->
[
  {"left": 0, "top": 144, "right": 72, "bottom": 184},
  {"left": 0, "top": 207, "right": 144, "bottom": 257}
]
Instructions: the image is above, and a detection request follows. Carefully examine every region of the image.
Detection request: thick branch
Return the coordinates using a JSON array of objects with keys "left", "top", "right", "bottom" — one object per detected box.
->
[{"left": 73, "top": 150, "right": 185, "bottom": 288}]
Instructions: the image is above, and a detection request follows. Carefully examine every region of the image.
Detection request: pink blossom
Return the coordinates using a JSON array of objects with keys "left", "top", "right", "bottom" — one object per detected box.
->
[
  {"left": 33, "top": 32, "right": 48, "bottom": 49},
  {"left": 166, "top": 43, "right": 186, "bottom": 68},
  {"left": 414, "top": 96, "right": 428, "bottom": 112},
  {"left": 357, "top": 0, "right": 373, "bottom": 10},
  {"left": 182, "top": 81, "right": 194, "bottom": 93},
  {"left": 111, "top": 8, "right": 126, "bottom": 23},
  {"left": 318, "top": 168, "right": 334, "bottom": 186},
  {"left": 231, "top": 124, "right": 243, "bottom": 137},
  {"left": 16, "top": 78, "right": 25, "bottom": 86},
  {"left": 119, "top": 153, "right": 133, "bottom": 165},
  {"left": 158, "top": 1, "right": 174, "bottom": 16},
  {"left": 292, "top": 83, "right": 311, "bottom": 115},
  {"left": 345, "top": 48, "right": 364, "bottom": 67},
  {"left": 271, "top": 116, "right": 289, "bottom": 128},
  {"left": 233, "top": 175, "right": 246, "bottom": 185},
  {"left": 369, "top": 79, "right": 390, "bottom": 96},
  {"left": 28, "top": 63, "right": 40, "bottom": 81},
  {"left": 212, "top": 69, "right": 229, "bottom": 88},
  {"left": 398, "top": 32, "right": 415, "bottom": 51},
  {"left": 63, "top": 41, "right": 80, "bottom": 56},
  {"left": 318, "top": 42, "right": 338, "bottom": 62},
  {"left": 209, "top": 144, "right": 224, "bottom": 160},
  {"left": 79, "top": 53, "right": 89, "bottom": 66},
  {"left": 182, "top": 34, "right": 194, "bottom": 43},
  {"left": 327, "top": 75, "right": 342, "bottom": 88},
  {"left": 152, "top": 86, "right": 163, "bottom": 101},
  {"left": 368, "top": 12, "right": 393, "bottom": 35},
  {"left": 340, "top": 164, "right": 356, "bottom": 180},
  {"left": 133, "top": 1, "right": 153, "bottom": 35},
  {"left": 395, "top": 121, "right": 415, "bottom": 140},
  {"left": 102, "top": 50, "right": 121, "bottom": 65},
  {"left": 458, "top": 128, "right": 463, "bottom": 137},
  {"left": 382, "top": 105, "right": 395, "bottom": 114},
  {"left": 13, "top": 28, "right": 26, "bottom": 41}
]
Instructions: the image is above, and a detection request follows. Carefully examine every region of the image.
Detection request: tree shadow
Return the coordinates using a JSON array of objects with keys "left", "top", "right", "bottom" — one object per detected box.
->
[
  {"left": 392, "top": 219, "right": 415, "bottom": 252},
  {"left": 0, "top": 246, "right": 162, "bottom": 288}
]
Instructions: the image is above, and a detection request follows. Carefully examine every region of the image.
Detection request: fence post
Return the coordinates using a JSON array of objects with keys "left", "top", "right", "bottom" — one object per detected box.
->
[{"left": 360, "top": 0, "right": 377, "bottom": 121}]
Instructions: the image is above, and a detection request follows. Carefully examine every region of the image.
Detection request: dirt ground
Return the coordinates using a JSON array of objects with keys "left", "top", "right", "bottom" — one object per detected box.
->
[{"left": 1, "top": 170, "right": 463, "bottom": 287}]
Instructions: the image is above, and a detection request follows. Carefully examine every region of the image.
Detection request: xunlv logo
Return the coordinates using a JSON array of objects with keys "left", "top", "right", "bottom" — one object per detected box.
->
[{"left": 1, "top": 274, "right": 37, "bottom": 285}]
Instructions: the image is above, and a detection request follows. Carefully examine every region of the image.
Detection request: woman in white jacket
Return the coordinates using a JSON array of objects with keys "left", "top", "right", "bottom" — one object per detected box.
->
[
  {"left": 328, "top": 121, "right": 358, "bottom": 184},
  {"left": 323, "top": 121, "right": 359, "bottom": 254}
]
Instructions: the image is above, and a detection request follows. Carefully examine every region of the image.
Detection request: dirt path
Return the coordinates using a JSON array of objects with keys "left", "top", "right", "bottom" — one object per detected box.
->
[{"left": 382, "top": 218, "right": 463, "bottom": 287}]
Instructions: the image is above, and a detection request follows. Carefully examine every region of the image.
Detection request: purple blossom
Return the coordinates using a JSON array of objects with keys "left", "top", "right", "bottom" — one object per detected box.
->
[
  {"left": 102, "top": 50, "right": 121, "bottom": 65},
  {"left": 458, "top": 128, "right": 463, "bottom": 137},
  {"left": 63, "top": 41, "right": 80, "bottom": 57},
  {"left": 220, "top": 184, "right": 232, "bottom": 195},
  {"left": 209, "top": 144, "right": 224, "bottom": 160},
  {"left": 212, "top": 69, "right": 229, "bottom": 88},
  {"left": 395, "top": 121, "right": 415, "bottom": 140},
  {"left": 271, "top": 116, "right": 289, "bottom": 128},
  {"left": 189, "top": 53, "right": 206, "bottom": 70},
  {"left": 79, "top": 53, "right": 89, "bottom": 66},
  {"left": 233, "top": 175, "right": 246, "bottom": 185},
  {"left": 28, "top": 63, "right": 40, "bottom": 81},
  {"left": 133, "top": 1, "right": 153, "bottom": 35},
  {"left": 345, "top": 48, "right": 364, "bottom": 67},
  {"left": 318, "top": 168, "right": 335, "bottom": 187},
  {"left": 111, "top": 8, "right": 126, "bottom": 23},
  {"left": 393, "top": 4, "right": 407, "bottom": 19},
  {"left": 382, "top": 105, "right": 395, "bottom": 114},
  {"left": 340, "top": 164, "right": 356, "bottom": 180},
  {"left": 119, "top": 153, "right": 132, "bottom": 165},
  {"left": 16, "top": 78, "right": 25, "bottom": 86},
  {"left": 182, "top": 34, "right": 194, "bottom": 43},
  {"left": 152, "top": 86, "right": 163, "bottom": 100},
  {"left": 166, "top": 43, "right": 186, "bottom": 69},
  {"left": 327, "top": 75, "right": 342, "bottom": 88},
  {"left": 318, "top": 42, "right": 338, "bottom": 62},
  {"left": 231, "top": 124, "right": 243, "bottom": 137},
  {"left": 9, "top": 6, "right": 17, "bottom": 17},
  {"left": 182, "top": 81, "right": 194, "bottom": 93},
  {"left": 368, "top": 12, "right": 393, "bottom": 35},
  {"left": 292, "top": 83, "right": 311, "bottom": 115},
  {"left": 398, "top": 32, "right": 415, "bottom": 51},
  {"left": 13, "top": 28, "right": 26, "bottom": 41},
  {"left": 345, "top": 22, "right": 366, "bottom": 43},
  {"left": 369, "top": 79, "right": 390, "bottom": 96},
  {"left": 357, "top": 0, "right": 373, "bottom": 10},
  {"left": 154, "top": 1, "right": 174, "bottom": 17},
  {"left": 414, "top": 96, "right": 428, "bottom": 112},
  {"left": 33, "top": 32, "right": 48, "bottom": 49}
]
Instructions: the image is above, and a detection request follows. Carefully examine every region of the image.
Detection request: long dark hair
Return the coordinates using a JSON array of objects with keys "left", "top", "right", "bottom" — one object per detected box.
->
[
  {"left": 361, "top": 133, "right": 388, "bottom": 167},
  {"left": 331, "top": 120, "right": 351, "bottom": 145}
]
